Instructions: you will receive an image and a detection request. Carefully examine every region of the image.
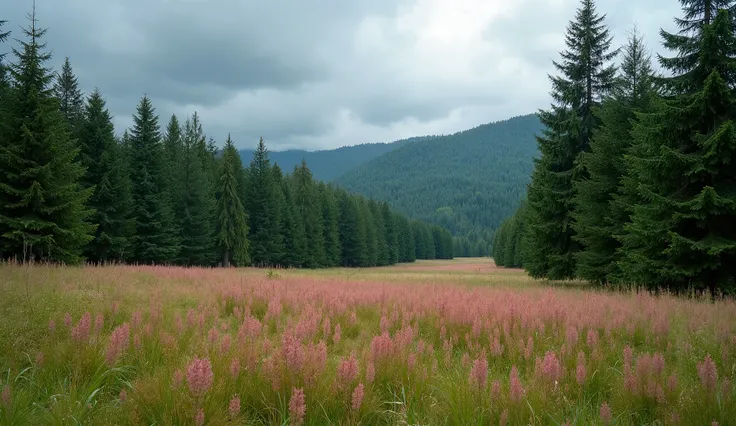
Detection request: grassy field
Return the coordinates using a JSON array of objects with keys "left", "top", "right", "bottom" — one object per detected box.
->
[{"left": 0, "top": 259, "right": 734, "bottom": 425}]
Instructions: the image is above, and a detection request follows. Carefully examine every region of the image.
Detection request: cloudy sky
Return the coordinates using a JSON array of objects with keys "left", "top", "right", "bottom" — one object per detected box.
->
[{"left": 1, "top": 0, "right": 682, "bottom": 150}]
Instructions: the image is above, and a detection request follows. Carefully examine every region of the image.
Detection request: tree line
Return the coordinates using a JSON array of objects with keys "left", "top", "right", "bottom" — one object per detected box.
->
[
  {"left": 494, "top": 0, "right": 736, "bottom": 294},
  {"left": 0, "top": 10, "right": 455, "bottom": 268}
]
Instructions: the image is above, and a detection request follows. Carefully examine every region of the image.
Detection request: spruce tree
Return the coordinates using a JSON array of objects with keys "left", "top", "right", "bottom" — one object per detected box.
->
[
  {"left": 619, "top": 5, "right": 736, "bottom": 294},
  {"left": 382, "top": 202, "right": 400, "bottom": 264},
  {"left": 78, "top": 88, "right": 134, "bottom": 262},
  {"left": 524, "top": 0, "right": 618, "bottom": 279},
  {"left": 54, "top": 57, "right": 84, "bottom": 136},
  {"left": 0, "top": 19, "right": 9, "bottom": 90},
  {"left": 338, "top": 191, "right": 366, "bottom": 267},
  {"left": 162, "top": 114, "right": 183, "bottom": 191},
  {"left": 127, "top": 95, "right": 180, "bottom": 264},
  {"left": 572, "top": 27, "right": 657, "bottom": 283},
  {"left": 268, "top": 164, "right": 286, "bottom": 264},
  {"left": 292, "top": 160, "right": 326, "bottom": 267},
  {"left": 370, "top": 200, "right": 389, "bottom": 266},
  {"left": 0, "top": 10, "right": 95, "bottom": 263},
  {"left": 176, "top": 115, "right": 215, "bottom": 266},
  {"left": 215, "top": 135, "right": 249, "bottom": 267},
  {"left": 246, "top": 137, "right": 278, "bottom": 266},
  {"left": 280, "top": 176, "right": 307, "bottom": 267},
  {"left": 320, "top": 183, "right": 341, "bottom": 267}
]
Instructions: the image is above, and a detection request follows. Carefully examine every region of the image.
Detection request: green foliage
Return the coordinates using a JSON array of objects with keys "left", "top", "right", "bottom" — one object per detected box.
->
[
  {"left": 292, "top": 160, "right": 326, "bottom": 267},
  {"left": 492, "top": 202, "right": 527, "bottom": 268},
  {"left": 214, "top": 135, "right": 250, "bottom": 267},
  {"left": 127, "top": 95, "right": 180, "bottom": 264},
  {"left": 571, "top": 27, "right": 657, "bottom": 284},
  {"left": 78, "top": 89, "right": 134, "bottom": 262},
  {"left": 53, "top": 57, "right": 83, "bottom": 136},
  {"left": 524, "top": 0, "right": 618, "bottom": 280},
  {"left": 0, "top": 12, "right": 95, "bottom": 263},
  {"left": 245, "top": 137, "right": 280, "bottom": 267},
  {"left": 618, "top": 8, "right": 736, "bottom": 294},
  {"left": 319, "top": 182, "right": 341, "bottom": 267}
]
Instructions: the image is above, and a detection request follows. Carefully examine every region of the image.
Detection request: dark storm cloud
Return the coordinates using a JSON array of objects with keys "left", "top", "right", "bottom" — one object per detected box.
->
[{"left": 0, "top": 0, "right": 683, "bottom": 150}]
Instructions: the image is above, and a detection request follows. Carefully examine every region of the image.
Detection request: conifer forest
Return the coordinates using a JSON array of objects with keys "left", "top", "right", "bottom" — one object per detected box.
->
[{"left": 2, "top": 1, "right": 736, "bottom": 425}]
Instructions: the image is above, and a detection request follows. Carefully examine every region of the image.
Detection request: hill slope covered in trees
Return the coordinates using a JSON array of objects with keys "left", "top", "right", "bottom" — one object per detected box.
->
[
  {"left": 239, "top": 136, "right": 434, "bottom": 182},
  {"left": 334, "top": 114, "right": 542, "bottom": 255}
]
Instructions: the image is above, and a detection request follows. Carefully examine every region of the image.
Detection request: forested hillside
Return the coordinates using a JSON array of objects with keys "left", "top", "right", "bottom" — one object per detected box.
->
[
  {"left": 335, "top": 114, "right": 542, "bottom": 256},
  {"left": 494, "top": 0, "right": 736, "bottom": 295},
  {"left": 239, "top": 136, "right": 433, "bottom": 182},
  {"left": 0, "top": 11, "right": 454, "bottom": 268}
]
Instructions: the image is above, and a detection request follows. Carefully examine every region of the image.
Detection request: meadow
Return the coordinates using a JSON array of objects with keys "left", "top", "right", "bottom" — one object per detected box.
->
[{"left": 0, "top": 259, "right": 734, "bottom": 425}]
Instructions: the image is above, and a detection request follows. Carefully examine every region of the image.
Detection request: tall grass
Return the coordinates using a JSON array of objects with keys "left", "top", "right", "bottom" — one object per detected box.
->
[{"left": 0, "top": 262, "right": 734, "bottom": 425}]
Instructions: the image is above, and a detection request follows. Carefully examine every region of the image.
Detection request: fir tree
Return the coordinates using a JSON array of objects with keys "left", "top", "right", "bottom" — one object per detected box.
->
[
  {"left": 0, "top": 10, "right": 95, "bottom": 263},
  {"left": 292, "top": 159, "right": 326, "bottom": 267},
  {"left": 338, "top": 191, "right": 366, "bottom": 267},
  {"left": 619, "top": 6, "right": 736, "bottom": 294},
  {"left": 382, "top": 202, "right": 400, "bottom": 264},
  {"left": 246, "top": 137, "right": 278, "bottom": 266},
  {"left": 215, "top": 135, "right": 249, "bottom": 267},
  {"left": 0, "top": 19, "right": 9, "bottom": 89},
  {"left": 524, "top": 0, "right": 618, "bottom": 279},
  {"left": 280, "top": 175, "right": 307, "bottom": 267},
  {"left": 54, "top": 57, "right": 84, "bottom": 135},
  {"left": 78, "top": 88, "right": 134, "bottom": 262},
  {"left": 370, "top": 200, "right": 389, "bottom": 266},
  {"left": 162, "top": 114, "right": 183, "bottom": 191},
  {"left": 359, "top": 199, "right": 378, "bottom": 266},
  {"left": 127, "top": 95, "right": 180, "bottom": 264},
  {"left": 320, "top": 183, "right": 341, "bottom": 267},
  {"left": 268, "top": 164, "right": 286, "bottom": 264},
  {"left": 176, "top": 115, "right": 215, "bottom": 266},
  {"left": 572, "top": 27, "right": 657, "bottom": 283}
]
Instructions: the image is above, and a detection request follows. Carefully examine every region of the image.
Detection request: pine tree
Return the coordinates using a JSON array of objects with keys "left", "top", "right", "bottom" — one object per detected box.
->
[
  {"left": 162, "top": 114, "right": 183, "bottom": 191},
  {"left": 78, "top": 88, "right": 134, "bottom": 262},
  {"left": 619, "top": 5, "right": 736, "bottom": 294},
  {"left": 0, "top": 19, "right": 9, "bottom": 90},
  {"left": 54, "top": 57, "right": 84, "bottom": 136},
  {"left": 572, "top": 27, "right": 657, "bottom": 283},
  {"left": 215, "top": 135, "right": 249, "bottom": 267},
  {"left": 292, "top": 159, "right": 326, "bottom": 267},
  {"left": 0, "top": 10, "right": 95, "bottom": 263},
  {"left": 280, "top": 176, "right": 307, "bottom": 267},
  {"left": 320, "top": 183, "right": 341, "bottom": 267},
  {"left": 382, "top": 202, "right": 400, "bottom": 264},
  {"left": 370, "top": 200, "right": 389, "bottom": 266},
  {"left": 176, "top": 115, "right": 215, "bottom": 266},
  {"left": 524, "top": 0, "right": 618, "bottom": 279},
  {"left": 268, "top": 164, "right": 286, "bottom": 264},
  {"left": 338, "top": 192, "right": 366, "bottom": 267},
  {"left": 127, "top": 95, "right": 180, "bottom": 264}
]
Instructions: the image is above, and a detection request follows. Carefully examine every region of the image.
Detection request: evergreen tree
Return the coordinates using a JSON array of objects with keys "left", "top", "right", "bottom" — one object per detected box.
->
[
  {"left": 215, "top": 135, "right": 249, "bottom": 267},
  {"left": 619, "top": 6, "right": 736, "bottom": 294},
  {"left": 162, "top": 114, "right": 183, "bottom": 191},
  {"left": 280, "top": 175, "right": 307, "bottom": 267},
  {"left": 246, "top": 137, "right": 278, "bottom": 266},
  {"left": 0, "top": 19, "right": 9, "bottom": 90},
  {"left": 176, "top": 115, "right": 215, "bottom": 266},
  {"left": 292, "top": 159, "right": 326, "bottom": 267},
  {"left": 382, "top": 202, "right": 400, "bottom": 264},
  {"left": 524, "top": 0, "right": 618, "bottom": 279},
  {"left": 370, "top": 200, "right": 389, "bottom": 266},
  {"left": 78, "top": 88, "right": 134, "bottom": 262},
  {"left": 338, "top": 191, "right": 366, "bottom": 267},
  {"left": 0, "top": 10, "right": 95, "bottom": 263},
  {"left": 127, "top": 95, "right": 180, "bottom": 264},
  {"left": 53, "top": 57, "right": 84, "bottom": 135},
  {"left": 320, "top": 183, "right": 341, "bottom": 267},
  {"left": 572, "top": 27, "right": 657, "bottom": 283},
  {"left": 268, "top": 164, "right": 286, "bottom": 264}
]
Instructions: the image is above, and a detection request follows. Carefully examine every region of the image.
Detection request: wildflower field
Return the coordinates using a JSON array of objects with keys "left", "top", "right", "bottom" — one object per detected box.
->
[{"left": 0, "top": 259, "right": 735, "bottom": 425}]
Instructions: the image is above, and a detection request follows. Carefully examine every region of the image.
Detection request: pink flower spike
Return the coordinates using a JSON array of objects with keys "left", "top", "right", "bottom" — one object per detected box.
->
[
  {"left": 351, "top": 383, "right": 365, "bottom": 411},
  {"left": 600, "top": 401, "right": 612, "bottom": 424},
  {"left": 289, "top": 387, "right": 306, "bottom": 425},
  {"left": 186, "top": 357, "right": 214, "bottom": 396},
  {"left": 229, "top": 395, "right": 240, "bottom": 417}
]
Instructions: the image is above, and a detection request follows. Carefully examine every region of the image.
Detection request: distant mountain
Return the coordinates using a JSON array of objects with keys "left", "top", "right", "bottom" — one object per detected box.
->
[
  {"left": 334, "top": 114, "right": 543, "bottom": 254},
  {"left": 239, "top": 136, "right": 434, "bottom": 182}
]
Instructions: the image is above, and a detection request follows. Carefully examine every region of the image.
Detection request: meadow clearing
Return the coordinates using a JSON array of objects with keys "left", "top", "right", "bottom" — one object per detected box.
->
[{"left": 0, "top": 259, "right": 734, "bottom": 425}]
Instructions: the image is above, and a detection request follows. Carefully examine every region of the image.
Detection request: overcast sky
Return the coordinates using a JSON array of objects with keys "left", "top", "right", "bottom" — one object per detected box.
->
[{"left": 1, "top": 0, "right": 682, "bottom": 151}]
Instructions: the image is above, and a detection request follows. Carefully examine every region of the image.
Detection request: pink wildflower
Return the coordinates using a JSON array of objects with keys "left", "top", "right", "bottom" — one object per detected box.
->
[
  {"left": 469, "top": 356, "right": 488, "bottom": 389},
  {"left": 524, "top": 336, "right": 534, "bottom": 360},
  {"left": 576, "top": 351, "right": 587, "bottom": 386},
  {"left": 105, "top": 322, "right": 130, "bottom": 365},
  {"left": 509, "top": 365, "right": 525, "bottom": 402},
  {"left": 229, "top": 395, "right": 240, "bottom": 417},
  {"left": 333, "top": 323, "right": 341, "bottom": 344},
  {"left": 289, "top": 387, "right": 306, "bottom": 425},
  {"left": 194, "top": 407, "right": 204, "bottom": 426},
  {"left": 71, "top": 312, "right": 92, "bottom": 342},
  {"left": 600, "top": 401, "right": 612, "bottom": 424},
  {"left": 586, "top": 329, "right": 598, "bottom": 348},
  {"left": 220, "top": 334, "right": 232, "bottom": 353},
  {"left": 48, "top": 319, "right": 56, "bottom": 333},
  {"left": 131, "top": 310, "right": 142, "bottom": 328},
  {"left": 230, "top": 357, "right": 240, "bottom": 379},
  {"left": 499, "top": 408, "right": 509, "bottom": 426},
  {"left": 337, "top": 353, "right": 359, "bottom": 387},
  {"left": 63, "top": 312, "right": 72, "bottom": 328},
  {"left": 366, "top": 361, "right": 375, "bottom": 383},
  {"left": 119, "top": 389, "right": 127, "bottom": 402},
  {"left": 491, "top": 380, "right": 501, "bottom": 398},
  {"left": 698, "top": 354, "right": 718, "bottom": 393},
  {"left": 539, "top": 350, "right": 562, "bottom": 383},
  {"left": 407, "top": 353, "right": 416, "bottom": 371},
  {"left": 173, "top": 369, "right": 184, "bottom": 387},
  {"left": 351, "top": 383, "right": 365, "bottom": 411},
  {"left": 95, "top": 313, "right": 104, "bottom": 334},
  {"left": 186, "top": 357, "right": 214, "bottom": 396}
]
